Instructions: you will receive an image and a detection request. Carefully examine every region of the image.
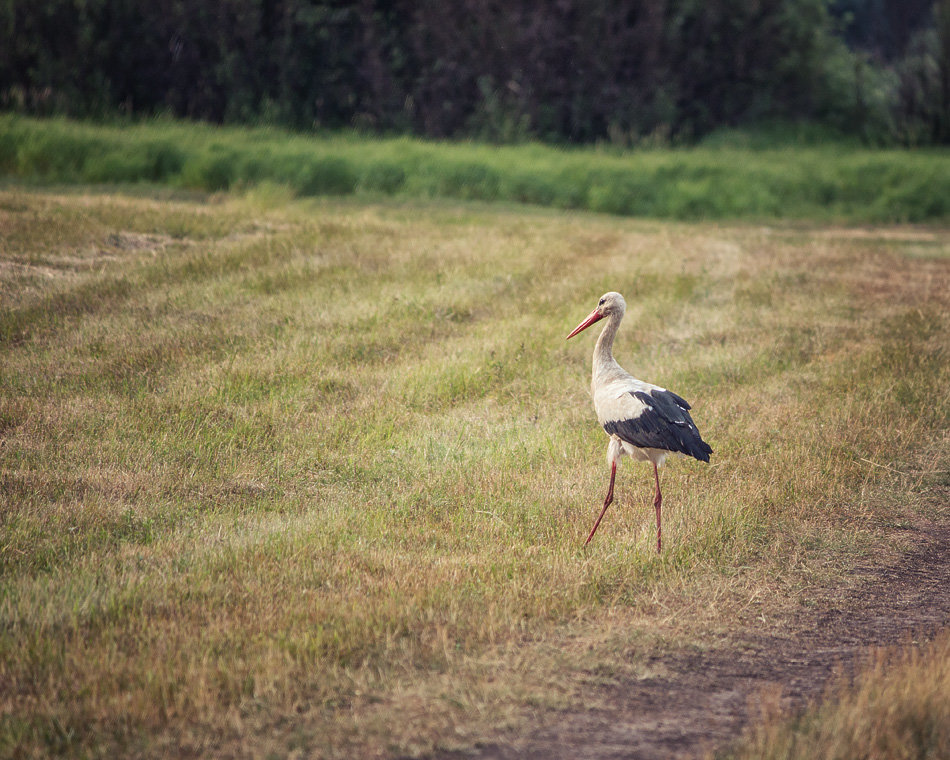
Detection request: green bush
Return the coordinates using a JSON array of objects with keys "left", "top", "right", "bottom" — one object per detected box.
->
[
  {"left": 499, "top": 171, "right": 559, "bottom": 206},
  {"left": 0, "top": 131, "right": 17, "bottom": 172},
  {"left": 82, "top": 149, "right": 153, "bottom": 183},
  {"left": 180, "top": 148, "right": 240, "bottom": 191},
  {"left": 142, "top": 140, "right": 186, "bottom": 181},
  {"left": 360, "top": 162, "right": 406, "bottom": 194},
  {"left": 435, "top": 161, "right": 501, "bottom": 201},
  {"left": 1, "top": 116, "right": 948, "bottom": 223},
  {"left": 294, "top": 157, "right": 357, "bottom": 196},
  {"left": 16, "top": 130, "right": 108, "bottom": 179},
  {"left": 872, "top": 169, "right": 950, "bottom": 222},
  {"left": 586, "top": 171, "right": 656, "bottom": 216}
]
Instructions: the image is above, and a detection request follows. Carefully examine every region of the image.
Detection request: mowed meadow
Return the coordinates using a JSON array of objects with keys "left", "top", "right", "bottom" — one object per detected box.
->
[{"left": 0, "top": 173, "right": 949, "bottom": 756}]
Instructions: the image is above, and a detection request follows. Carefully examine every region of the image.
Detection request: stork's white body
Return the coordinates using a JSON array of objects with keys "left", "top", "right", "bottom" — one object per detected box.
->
[
  {"left": 593, "top": 365, "right": 672, "bottom": 467},
  {"left": 567, "top": 292, "right": 712, "bottom": 551}
]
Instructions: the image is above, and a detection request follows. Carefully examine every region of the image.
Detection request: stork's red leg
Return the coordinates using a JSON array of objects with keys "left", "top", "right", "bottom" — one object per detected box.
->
[
  {"left": 653, "top": 462, "right": 662, "bottom": 553},
  {"left": 585, "top": 460, "right": 616, "bottom": 545}
]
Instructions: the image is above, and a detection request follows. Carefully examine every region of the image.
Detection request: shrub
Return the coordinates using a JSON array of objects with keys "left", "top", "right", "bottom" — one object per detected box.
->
[
  {"left": 360, "top": 161, "right": 406, "bottom": 194},
  {"left": 436, "top": 161, "right": 501, "bottom": 201},
  {"left": 294, "top": 157, "right": 357, "bottom": 196},
  {"left": 142, "top": 140, "right": 186, "bottom": 181},
  {"left": 82, "top": 149, "right": 152, "bottom": 183},
  {"left": 180, "top": 148, "right": 240, "bottom": 191},
  {"left": 16, "top": 130, "right": 107, "bottom": 179}
]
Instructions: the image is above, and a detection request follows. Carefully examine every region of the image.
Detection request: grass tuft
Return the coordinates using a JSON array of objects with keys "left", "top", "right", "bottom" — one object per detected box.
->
[{"left": 729, "top": 633, "right": 950, "bottom": 760}]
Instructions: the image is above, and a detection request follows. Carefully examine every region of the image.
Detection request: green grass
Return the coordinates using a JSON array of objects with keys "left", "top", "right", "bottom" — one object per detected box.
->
[
  {"left": 3, "top": 114, "right": 950, "bottom": 222},
  {"left": 0, "top": 185, "right": 948, "bottom": 758}
]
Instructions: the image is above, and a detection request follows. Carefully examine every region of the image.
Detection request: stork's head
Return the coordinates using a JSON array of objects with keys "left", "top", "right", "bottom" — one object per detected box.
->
[{"left": 566, "top": 292, "right": 626, "bottom": 339}]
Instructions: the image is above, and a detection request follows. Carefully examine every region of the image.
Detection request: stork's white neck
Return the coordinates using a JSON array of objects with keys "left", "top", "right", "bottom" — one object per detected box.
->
[{"left": 592, "top": 309, "right": 624, "bottom": 379}]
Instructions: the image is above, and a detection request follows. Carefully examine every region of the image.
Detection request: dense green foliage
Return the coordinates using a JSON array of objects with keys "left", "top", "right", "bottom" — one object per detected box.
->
[
  {"left": 1, "top": 0, "right": 949, "bottom": 144},
  {"left": 2, "top": 115, "right": 949, "bottom": 222}
]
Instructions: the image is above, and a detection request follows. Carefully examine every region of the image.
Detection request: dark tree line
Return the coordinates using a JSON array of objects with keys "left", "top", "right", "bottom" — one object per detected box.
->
[{"left": 1, "top": 0, "right": 948, "bottom": 144}]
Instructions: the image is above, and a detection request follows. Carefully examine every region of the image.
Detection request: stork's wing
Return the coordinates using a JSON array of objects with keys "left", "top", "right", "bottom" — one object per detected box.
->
[{"left": 602, "top": 388, "right": 712, "bottom": 463}]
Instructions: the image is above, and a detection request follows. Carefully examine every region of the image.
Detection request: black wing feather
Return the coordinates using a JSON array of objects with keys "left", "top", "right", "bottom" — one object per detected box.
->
[{"left": 603, "top": 389, "right": 712, "bottom": 462}]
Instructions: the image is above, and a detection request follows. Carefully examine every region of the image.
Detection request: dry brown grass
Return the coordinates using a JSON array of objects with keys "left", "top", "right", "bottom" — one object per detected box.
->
[
  {"left": 732, "top": 631, "right": 950, "bottom": 760},
  {"left": 1, "top": 187, "right": 948, "bottom": 757}
]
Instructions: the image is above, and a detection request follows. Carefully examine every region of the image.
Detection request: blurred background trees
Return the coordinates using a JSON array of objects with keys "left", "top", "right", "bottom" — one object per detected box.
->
[{"left": 1, "top": 0, "right": 948, "bottom": 144}]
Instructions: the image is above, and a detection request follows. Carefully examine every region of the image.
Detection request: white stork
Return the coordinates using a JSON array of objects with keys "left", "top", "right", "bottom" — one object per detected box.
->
[{"left": 566, "top": 292, "right": 712, "bottom": 552}]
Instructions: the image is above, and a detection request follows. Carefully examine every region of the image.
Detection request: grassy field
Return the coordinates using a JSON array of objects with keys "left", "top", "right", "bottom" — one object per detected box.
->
[
  {"left": 3, "top": 115, "right": 950, "bottom": 223},
  {"left": 0, "top": 182, "right": 948, "bottom": 758}
]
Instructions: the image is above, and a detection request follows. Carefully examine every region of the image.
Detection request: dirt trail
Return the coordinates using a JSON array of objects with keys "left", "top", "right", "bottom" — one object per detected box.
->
[{"left": 434, "top": 520, "right": 950, "bottom": 760}]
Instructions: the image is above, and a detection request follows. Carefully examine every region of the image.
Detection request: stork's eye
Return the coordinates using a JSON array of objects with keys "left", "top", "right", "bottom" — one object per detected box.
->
[{"left": 598, "top": 298, "right": 605, "bottom": 306}]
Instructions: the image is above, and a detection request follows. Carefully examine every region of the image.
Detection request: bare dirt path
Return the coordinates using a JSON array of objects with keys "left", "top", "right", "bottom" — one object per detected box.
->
[{"left": 432, "top": 518, "right": 950, "bottom": 760}]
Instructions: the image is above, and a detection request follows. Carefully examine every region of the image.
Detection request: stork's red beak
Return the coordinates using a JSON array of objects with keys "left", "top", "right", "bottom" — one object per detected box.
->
[{"left": 566, "top": 308, "right": 604, "bottom": 339}]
